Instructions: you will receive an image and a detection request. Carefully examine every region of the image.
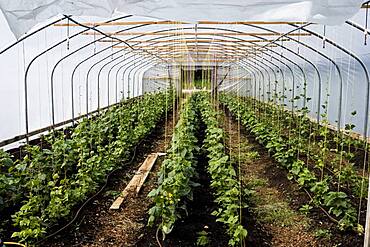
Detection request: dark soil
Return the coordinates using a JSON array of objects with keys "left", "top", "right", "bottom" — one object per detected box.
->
[{"left": 222, "top": 107, "right": 364, "bottom": 247}]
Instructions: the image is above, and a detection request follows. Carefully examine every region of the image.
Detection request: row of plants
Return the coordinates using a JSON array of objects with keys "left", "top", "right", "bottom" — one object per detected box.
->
[
  {"left": 243, "top": 92, "right": 367, "bottom": 200},
  {"left": 148, "top": 92, "right": 248, "bottom": 245},
  {"left": 220, "top": 93, "right": 363, "bottom": 232},
  {"left": 148, "top": 94, "right": 199, "bottom": 238},
  {"left": 197, "top": 92, "right": 247, "bottom": 246},
  {"left": 0, "top": 91, "right": 173, "bottom": 243}
]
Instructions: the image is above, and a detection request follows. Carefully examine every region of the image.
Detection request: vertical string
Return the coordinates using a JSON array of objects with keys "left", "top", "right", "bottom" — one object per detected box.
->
[
  {"left": 365, "top": 6, "right": 368, "bottom": 45},
  {"left": 66, "top": 18, "right": 70, "bottom": 51},
  {"left": 322, "top": 25, "right": 327, "bottom": 49}
]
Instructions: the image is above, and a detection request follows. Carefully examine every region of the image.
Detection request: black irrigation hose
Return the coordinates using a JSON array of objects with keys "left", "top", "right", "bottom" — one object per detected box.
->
[{"left": 34, "top": 140, "right": 143, "bottom": 246}]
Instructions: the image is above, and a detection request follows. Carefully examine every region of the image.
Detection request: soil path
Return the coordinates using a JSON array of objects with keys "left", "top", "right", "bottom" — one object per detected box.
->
[
  {"left": 222, "top": 108, "right": 363, "bottom": 247},
  {"left": 222, "top": 109, "right": 318, "bottom": 247}
]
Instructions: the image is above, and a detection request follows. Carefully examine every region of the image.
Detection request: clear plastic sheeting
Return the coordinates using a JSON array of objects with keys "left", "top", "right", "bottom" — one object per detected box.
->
[
  {"left": 1, "top": 1, "right": 370, "bottom": 246},
  {"left": 0, "top": 0, "right": 364, "bottom": 38},
  {"left": 0, "top": 3, "right": 368, "bottom": 148},
  {"left": 142, "top": 66, "right": 171, "bottom": 93}
]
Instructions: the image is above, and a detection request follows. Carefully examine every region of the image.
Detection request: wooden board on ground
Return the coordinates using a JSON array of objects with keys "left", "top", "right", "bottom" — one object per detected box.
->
[{"left": 110, "top": 152, "right": 163, "bottom": 210}]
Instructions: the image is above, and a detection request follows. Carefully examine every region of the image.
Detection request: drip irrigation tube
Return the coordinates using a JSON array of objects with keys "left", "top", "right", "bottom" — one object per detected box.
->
[{"left": 34, "top": 139, "right": 143, "bottom": 245}]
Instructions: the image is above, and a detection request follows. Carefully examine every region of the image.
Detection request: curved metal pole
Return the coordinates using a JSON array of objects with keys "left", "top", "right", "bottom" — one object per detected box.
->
[
  {"left": 132, "top": 62, "right": 158, "bottom": 96},
  {"left": 75, "top": 37, "right": 165, "bottom": 119},
  {"left": 230, "top": 65, "right": 253, "bottom": 98},
  {"left": 92, "top": 55, "right": 157, "bottom": 112},
  {"left": 243, "top": 52, "right": 293, "bottom": 110},
  {"left": 236, "top": 63, "right": 257, "bottom": 100},
  {"left": 240, "top": 37, "right": 307, "bottom": 111},
  {"left": 124, "top": 59, "right": 158, "bottom": 98},
  {"left": 244, "top": 61, "right": 271, "bottom": 114},
  {"left": 243, "top": 58, "right": 276, "bottom": 102},
  {"left": 56, "top": 22, "right": 153, "bottom": 124},
  {"left": 119, "top": 33, "right": 301, "bottom": 107},
  {"left": 24, "top": 14, "right": 133, "bottom": 142},
  {"left": 115, "top": 56, "right": 144, "bottom": 98},
  {"left": 71, "top": 32, "right": 191, "bottom": 122},
  {"left": 134, "top": 26, "right": 323, "bottom": 121},
  {"left": 111, "top": 49, "right": 177, "bottom": 100},
  {"left": 73, "top": 24, "right": 331, "bottom": 119},
  {"left": 236, "top": 63, "right": 259, "bottom": 110},
  {"left": 103, "top": 53, "right": 159, "bottom": 107},
  {"left": 123, "top": 28, "right": 309, "bottom": 109},
  {"left": 71, "top": 50, "right": 129, "bottom": 123},
  {"left": 127, "top": 60, "right": 140, "bottom": 98},
  {"left": 134, "top": 63, "right": 167, "bottom": 95},
  {"left": 99, "top": 54, "right": 127, "bottom": 107},
  {"left": 252, "top": 54, "right": 286, "bottom": 105},
  {"left": 107, "top": 55, "right": 163, "bottom": 106},
  {"left": 244, "top": 24, "right": 329, "bottom": 123},
  {"left": 346, "top": 20, "right": 370, "bottom": 35},
  {"left": 118, "top": 56, "right": 157, "bottom": 98},
  {"left": 290, "top": 24, "right": 369, "bottom": 135},
  {"left": 132, "top": 64, "right": 143, "bottom": 97},
  {"left": 250, "top": 59, "right": 270, "bottom": 103},
  {"left": 268, "top": 56, "right": 295, "bottom": 111},
  {"left": 108, "top": 55, "right": 148, "bottom": 101},
  {"left": 0, "top": 16, "right": 68, "bottom": 55},
  {"left": 87, "top": 51, "right": 154, "bottom": 113},
  {"left": 119, "top": 55, "right": 172, "bottom": 94},
  {"left": 243, "top": 60, "right": 265, "bottom": 104},
  {"left": 107, "top": 54, "right": 136, "bottom": 102}
]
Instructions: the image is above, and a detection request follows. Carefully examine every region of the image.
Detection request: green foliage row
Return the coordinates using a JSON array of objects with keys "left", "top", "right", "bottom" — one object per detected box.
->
[
  {"left": 148, "top": 95, "right": 199, "bottom": 238},
  {"left": 248, "top": 93, "right": 366, "bottom": 199},
  {"left": 197, "top": 92, "right": 247, "bottom": 246},
  {"left": 148, "top": 92, "right": 248, "bottom": 245},
  {"left": 220, "top": 93, "right": 362, "bottom": 232},
  {"left": 0, "top": 92, "right": 173, "bottom": 243}
]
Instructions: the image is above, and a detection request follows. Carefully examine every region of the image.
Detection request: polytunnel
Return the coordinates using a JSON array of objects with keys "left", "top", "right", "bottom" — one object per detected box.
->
[{"left": 0, "top": 1, "right": 370, "bottom": 246}]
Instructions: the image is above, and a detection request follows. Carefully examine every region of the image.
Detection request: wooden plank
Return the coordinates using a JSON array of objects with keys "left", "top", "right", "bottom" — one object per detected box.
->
[
  {"left": 198, "top": 21, "right": 308, "bottom": 25},
  {"left": 81, "top": 31, "right": 311, "bottom": 36},
  {"left": 109, "top": 153, "right": 159, "bottom": 210},
  {"left": 135, "top": 153, "right": 159, "bottom": 194},
  {"left": 110, "top": 45, "right": 276, "bottom": 54},
  {"left": 111, "top": 45, "right": 262, "bottom": 51},
  {"left": 54, "top": 21, "right": 308, "bottom": 27},
  {"left": 54, "top": 20, "right": 188, "bottom": 26}
]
